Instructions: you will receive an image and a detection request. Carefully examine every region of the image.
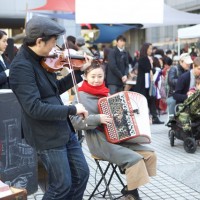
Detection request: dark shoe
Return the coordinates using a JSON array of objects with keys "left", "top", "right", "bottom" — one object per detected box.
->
[
  {"left": 152, "top": 117, "right": 164, "bottom": 124},
  {"left": 119, "top": 194, "right": 142, "bottom": 200},
  {"left": 121, "top": 186, "right": 142, "bottom": 200},
  {"left": 119, "top": 167, "right": 126, "bottom": 174}
]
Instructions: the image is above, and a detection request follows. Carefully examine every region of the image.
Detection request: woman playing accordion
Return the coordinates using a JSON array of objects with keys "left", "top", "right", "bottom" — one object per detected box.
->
[{"left": 70, "top": 60, "right": 157, "bottom": 200}]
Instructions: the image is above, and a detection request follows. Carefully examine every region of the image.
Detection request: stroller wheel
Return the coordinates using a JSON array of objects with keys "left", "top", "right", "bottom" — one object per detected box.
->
[
  {"left": 169, "top": 130, "right": 175, "bottom": 146},
  {"left": 184, "top": 137, "right": 197, "bottom": 153}
]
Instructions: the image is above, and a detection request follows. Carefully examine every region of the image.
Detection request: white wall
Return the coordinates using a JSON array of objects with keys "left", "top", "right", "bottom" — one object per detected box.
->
[{"left": 125, "top": 29, "right": 145, "bottom": 53}]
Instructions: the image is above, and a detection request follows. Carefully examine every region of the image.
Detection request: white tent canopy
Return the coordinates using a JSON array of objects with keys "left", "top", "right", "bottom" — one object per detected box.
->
[
  {"left": 177, "top": 24, "right": 200, "bottom": 56},
  {"left": 143, "top": 5, "right": 200, "bottom": 28},
  {"left": 76, "top": 0, "right": 164, "bottom": 24},
  {"left": 76, "top": 0, "right": 200, "bottom": 27},
  {"left": 178, "top": 24, "right": 200, "bottom": 39}
]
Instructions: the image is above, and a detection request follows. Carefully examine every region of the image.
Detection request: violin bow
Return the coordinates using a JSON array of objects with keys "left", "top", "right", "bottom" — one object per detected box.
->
[{"left": 62, "top": 35, "right": 80, "bottom": 103}]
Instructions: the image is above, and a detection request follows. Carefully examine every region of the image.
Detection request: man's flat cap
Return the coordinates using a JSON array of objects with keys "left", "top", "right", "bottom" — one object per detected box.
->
[
  {"left": 76, "top": 36, "right": 85, "bottom": 45},
  {"left": 26, "top": 16, "right": 65, "bottom": 39}
]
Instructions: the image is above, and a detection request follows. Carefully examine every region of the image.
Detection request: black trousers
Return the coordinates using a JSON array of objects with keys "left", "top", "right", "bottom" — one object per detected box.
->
[
  {"left": 147, "top": 96, "right": 158, "bottom": 119},
  {"left": 107, "top": 84, "right": 124, "bottom": 95}
]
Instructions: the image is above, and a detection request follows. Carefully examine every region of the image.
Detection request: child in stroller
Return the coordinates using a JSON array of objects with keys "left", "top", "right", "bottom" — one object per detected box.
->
[{"left": 166, "top": 77, "right": 200, "bottom": 153}]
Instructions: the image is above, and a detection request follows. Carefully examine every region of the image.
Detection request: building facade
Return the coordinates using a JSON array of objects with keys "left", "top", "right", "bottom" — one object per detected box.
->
[
  {"left": 145, "top": 0, "right": 200, "bottom": 52},
  {"left": 126, "top": 0, "right": 200, "bottom": 56}
]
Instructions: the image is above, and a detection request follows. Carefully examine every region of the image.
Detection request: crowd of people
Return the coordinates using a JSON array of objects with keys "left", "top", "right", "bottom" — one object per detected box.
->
[
  {"left": 105, "top": 40, "right": 200, "bottom": 125},
  {"left": 0, "top": 15, "right": 200, "bottom": 200}
]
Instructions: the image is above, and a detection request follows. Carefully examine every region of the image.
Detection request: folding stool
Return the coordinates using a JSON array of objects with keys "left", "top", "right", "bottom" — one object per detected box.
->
[{"left": 88, "top": 155, "right": 125, "bottom": 200}]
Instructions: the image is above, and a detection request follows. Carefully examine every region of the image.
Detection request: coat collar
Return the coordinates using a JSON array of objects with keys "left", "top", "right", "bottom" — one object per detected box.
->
[
  {"left": 22, "top": 45, "right": 59, "bottom": 93},
  {"left": 23, "top": 45, "right": 44, "bottom": 62},
  {"left": 114, "top": 46, "right": 126, "bottom": 54},
  {"left": 0, "top": 60, "right": 7, "bottom": 71},
  {"left": 0, "top": 54, "right": 10, "bottom": 70},
  {"left": 44, "top": 70, "right": 58, "bottom": 93}
]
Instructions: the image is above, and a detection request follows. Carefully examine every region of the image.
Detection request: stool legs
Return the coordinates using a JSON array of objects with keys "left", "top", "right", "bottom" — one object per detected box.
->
[
  {"left": 89, "top": 160, "right": 113, "bottom": 200},
  {"left": 89, "top": 159, "right": 125, "bottom": 200}
]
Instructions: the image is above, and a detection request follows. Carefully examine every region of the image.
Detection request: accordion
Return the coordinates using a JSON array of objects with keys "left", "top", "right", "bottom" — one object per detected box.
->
[{"left": 98, "top": 91, "right": 151, "bottom": 144}]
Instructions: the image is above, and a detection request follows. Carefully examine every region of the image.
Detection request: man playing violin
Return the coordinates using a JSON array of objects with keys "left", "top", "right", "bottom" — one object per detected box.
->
[{"left": 9, "top": 16, "right": 90, "bottom": 200}]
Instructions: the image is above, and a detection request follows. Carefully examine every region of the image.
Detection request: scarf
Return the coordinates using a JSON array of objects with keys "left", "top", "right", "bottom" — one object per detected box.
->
[{"left": 78, "top": 80, "right": 109, "bottom": 97}]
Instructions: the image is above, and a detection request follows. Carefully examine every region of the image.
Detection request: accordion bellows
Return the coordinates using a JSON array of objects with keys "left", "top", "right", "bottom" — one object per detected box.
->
[{"left": 98, "top": 91, "right": 151, "bottom": 144}]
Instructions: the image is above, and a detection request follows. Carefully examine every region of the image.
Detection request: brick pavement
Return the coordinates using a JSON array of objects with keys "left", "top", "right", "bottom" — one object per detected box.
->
[{"left": 28, "top": 114, "right": 200, "bottom": 200}]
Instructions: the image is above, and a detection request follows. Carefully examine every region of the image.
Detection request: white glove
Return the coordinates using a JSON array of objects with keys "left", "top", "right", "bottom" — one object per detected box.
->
[{"left": 4, "top": 69, "right": 9, "bottom": 77}]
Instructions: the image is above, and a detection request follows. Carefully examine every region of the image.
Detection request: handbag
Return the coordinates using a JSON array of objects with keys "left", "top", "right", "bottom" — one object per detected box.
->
[{"left": 159, "top": 98, "right": 167, "bottom": 111}]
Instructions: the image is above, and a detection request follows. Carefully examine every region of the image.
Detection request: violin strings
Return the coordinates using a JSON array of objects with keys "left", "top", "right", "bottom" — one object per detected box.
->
[
  {"left": 62, "top": 35, "right": 80, "bottom": 103},
  {"left": 56, "top": 44, "right": 62, "bottom": 50}
]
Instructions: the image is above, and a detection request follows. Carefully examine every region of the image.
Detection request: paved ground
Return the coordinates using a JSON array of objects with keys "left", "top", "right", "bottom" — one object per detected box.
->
[{"left": 28, "top": 114, "right": 200, "bottom": 200}]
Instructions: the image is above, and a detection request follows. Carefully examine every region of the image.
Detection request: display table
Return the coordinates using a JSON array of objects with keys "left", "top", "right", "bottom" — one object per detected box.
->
[
  {"left": 0, "top": 90, "right": 38, "bottom": 195},
  {"left": 0, "top": 187, "right": 27, "bottom": 200}
]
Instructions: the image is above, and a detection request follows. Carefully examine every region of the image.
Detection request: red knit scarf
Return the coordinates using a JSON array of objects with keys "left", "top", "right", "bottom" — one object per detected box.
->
[{"left": 78, "top": 80, "right": 109, "bottom": 97}]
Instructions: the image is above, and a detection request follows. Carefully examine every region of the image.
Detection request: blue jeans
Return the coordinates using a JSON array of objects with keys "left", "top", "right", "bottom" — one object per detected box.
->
[
  {"left": 166, "top": 96, "right": 176, "bottom": 115},
  {"left": 37, "top": 132, "right": 89, "bottom": 200}
]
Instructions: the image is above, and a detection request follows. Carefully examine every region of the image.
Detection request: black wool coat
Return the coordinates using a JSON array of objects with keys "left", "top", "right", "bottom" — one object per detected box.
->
[
  {"left": 134, "top": 56, "right": 152, "bottom": 98},
  {"left": 173, "top": 70, "right": 191, "bottom": 104},
  {"left": 9, "top": 45, "right": 83, "bottom": 151},
  {"left": 106, "top": 47, "right": 129, "bottom": 86}
]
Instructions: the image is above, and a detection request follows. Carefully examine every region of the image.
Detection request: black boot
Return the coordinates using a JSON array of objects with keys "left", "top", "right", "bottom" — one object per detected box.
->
[
  {"left": 121, "top": 186, "right": 142, "bottom": 200},
  {"left": 152, "top": 117, "right": 164, "bottom": 124}
]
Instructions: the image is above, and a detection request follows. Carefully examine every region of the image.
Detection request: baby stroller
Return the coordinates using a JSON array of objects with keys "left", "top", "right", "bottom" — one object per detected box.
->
[{"left": 166, "top": 90, "right": 200, "bottom": 153}]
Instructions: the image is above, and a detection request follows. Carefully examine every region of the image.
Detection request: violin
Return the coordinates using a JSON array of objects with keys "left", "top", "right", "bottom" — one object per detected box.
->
[{"left": 41, "top": 48, "right": 86, "bottom": 73}]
